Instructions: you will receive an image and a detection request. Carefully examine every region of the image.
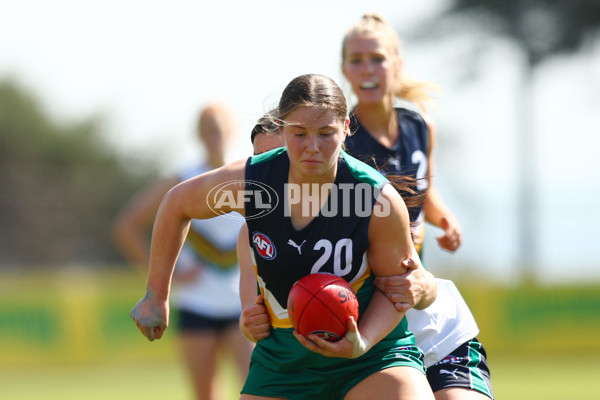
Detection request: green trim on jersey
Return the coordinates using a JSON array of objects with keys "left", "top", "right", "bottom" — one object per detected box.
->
[
  {"left": 249, "top": 146, "right": 286, "bottom": 165},
  {"left": 251, "top": 148, "right": 388, "bottom": 190},
  {"left": 340, "top": 149, "right": 388, "bottom": 189}
]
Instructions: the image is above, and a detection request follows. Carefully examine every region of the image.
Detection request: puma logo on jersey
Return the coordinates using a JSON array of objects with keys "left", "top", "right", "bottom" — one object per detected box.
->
[
  {"left": 440, "top": 369, "right": 459, "bottom": 379},
  {"left": 252, "top": 232, "right": 276, "bottom": 260},
  {"left": 287, "top": 239, "right": 306, "bottom": 254}
]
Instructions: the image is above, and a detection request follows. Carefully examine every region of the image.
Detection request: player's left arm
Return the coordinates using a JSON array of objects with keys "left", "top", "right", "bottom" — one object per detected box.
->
[{"left": 421, "top": 113, "right": 462, "bottom": 252}]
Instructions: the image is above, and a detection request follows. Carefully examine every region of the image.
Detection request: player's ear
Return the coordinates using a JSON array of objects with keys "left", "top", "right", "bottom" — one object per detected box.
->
[{"left": 343, "top": 117, "right": 350, "bottom": 137}]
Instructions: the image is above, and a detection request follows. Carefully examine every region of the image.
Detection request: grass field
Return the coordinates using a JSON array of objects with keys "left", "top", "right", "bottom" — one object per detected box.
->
[
  {"left": 3, "top": 269, "right": 599, "bottom": 399},
  {"left": 2, "top": 354, "right": 599, "bottom": 399}
]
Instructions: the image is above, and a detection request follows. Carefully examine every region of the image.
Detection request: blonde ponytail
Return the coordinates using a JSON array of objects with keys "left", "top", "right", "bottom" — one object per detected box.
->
[{"left": 396, "top": 75, "right": 440, "bottom": 112}]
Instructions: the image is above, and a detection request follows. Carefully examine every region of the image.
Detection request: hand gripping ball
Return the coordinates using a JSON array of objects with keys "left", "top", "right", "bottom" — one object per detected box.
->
[{"left": 287, "top": 273, "right": 359, "bottom": 342}]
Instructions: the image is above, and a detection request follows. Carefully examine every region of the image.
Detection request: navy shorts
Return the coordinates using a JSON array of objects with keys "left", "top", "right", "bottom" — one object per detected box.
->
[
  {"left": 175, "top": 308, "right": 240, "bottom": 333},
  {"left": 426, "top": 337, "right": 494, "bottom": 399}
]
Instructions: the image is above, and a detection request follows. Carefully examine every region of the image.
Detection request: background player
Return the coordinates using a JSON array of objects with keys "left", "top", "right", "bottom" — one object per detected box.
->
[
  {"left": 113, "top": 103, "right": 253, "bottom": 400},
  {"left": 341, "top": 14, "right": 494, "bottom": 399}
]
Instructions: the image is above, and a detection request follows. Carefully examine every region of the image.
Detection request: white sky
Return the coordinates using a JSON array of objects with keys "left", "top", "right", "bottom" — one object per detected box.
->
[
  {"left": 0, "top": 0, "right": 441, "bottom": 167},
  {"left": 2, "top": 0, "right": 600, "bottom": 284}
]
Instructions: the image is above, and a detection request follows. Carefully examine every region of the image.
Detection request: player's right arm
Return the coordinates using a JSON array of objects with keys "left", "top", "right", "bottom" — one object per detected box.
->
[
  {"left": 130, "top": 158, "right": 247, "bottom": 341},
  {"left": 237, "top": 223, "right": 271, "bottom": 342}
]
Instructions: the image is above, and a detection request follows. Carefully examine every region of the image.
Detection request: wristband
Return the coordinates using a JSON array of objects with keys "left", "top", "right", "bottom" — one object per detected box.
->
[{"left": 345, "top": 330, "right": 371, "bottom": 358}]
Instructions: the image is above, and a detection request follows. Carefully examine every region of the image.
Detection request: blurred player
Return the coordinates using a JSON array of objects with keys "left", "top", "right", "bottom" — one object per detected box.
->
[
  {"left": 249, "top": 112, "right": 283, "bottom": 156},
  {"left": 341, "top": 14, "right": 494, "bottom": 399},
  {"left": 113, "top": 103, "right": 253, "bottom": 400}
]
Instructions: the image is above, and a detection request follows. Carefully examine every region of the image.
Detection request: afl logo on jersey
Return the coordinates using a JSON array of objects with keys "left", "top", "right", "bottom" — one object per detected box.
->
[{"left": 252, "top": 232, "right": 276, "bottom": 260}]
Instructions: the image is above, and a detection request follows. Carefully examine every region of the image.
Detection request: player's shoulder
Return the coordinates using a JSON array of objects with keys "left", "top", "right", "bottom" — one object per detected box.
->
[
  {"left": 396, "top": 107, "right": 426, "bottom": 125},
  {"left": 396, "top": 107, "right": 430, "bottom": 144},
  {"left": 245, "top": 147, "right": 288, "bottom": 184},
  {"left": 249, "top": 147, "right": 286, "bottom": 166}
]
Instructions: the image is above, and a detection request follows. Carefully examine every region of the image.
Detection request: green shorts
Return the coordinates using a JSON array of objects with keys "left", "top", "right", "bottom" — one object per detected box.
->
[{"left": 241, "top": 329, "right": 425, "bottom": 400}]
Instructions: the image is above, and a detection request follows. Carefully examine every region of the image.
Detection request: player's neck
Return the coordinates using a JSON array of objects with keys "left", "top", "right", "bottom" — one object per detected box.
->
[
  {"left": 354, "top": 102, "right": 398, "bottom": 146},
  {"left": 207, "top": 154, "right": 226, "bottom": 169}
]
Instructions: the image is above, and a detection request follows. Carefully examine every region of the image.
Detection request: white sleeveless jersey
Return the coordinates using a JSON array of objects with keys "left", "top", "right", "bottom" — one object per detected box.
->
[
  {"left": 170, "top": 164, "right": 244, "bottom": 318},
  {"left": 406, "top": 279, "right": 479, "bottom": 367}
]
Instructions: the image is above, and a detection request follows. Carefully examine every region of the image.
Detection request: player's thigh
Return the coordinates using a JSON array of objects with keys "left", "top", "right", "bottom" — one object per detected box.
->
[
  {"left": 435, "top": 387, "right": 492, "bottom": 400},
  {"left": 222, "top": 323, "right": 254, "bottom": 375},
  {"left": 344, "top": 366, "right": 434, "bottom": 400},
  {"left": 178, "top": 330, "right": 220, "bottom": 370},
  {"left": 177, "top": 309, "right": 234, "bottom": 369}
]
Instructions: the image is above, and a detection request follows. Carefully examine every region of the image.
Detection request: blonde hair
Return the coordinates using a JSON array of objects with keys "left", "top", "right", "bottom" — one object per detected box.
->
[
  {"left": 197, "top": 102, "right": 236, "bottom": 140},
  {"left": 342, "top": 13, "right": 439, "bottom": 111}
]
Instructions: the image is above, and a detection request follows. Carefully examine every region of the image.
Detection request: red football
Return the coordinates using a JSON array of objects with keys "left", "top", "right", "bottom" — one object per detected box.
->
[{"left": 287, "top": 273, "right": 359, "bottom": 342}]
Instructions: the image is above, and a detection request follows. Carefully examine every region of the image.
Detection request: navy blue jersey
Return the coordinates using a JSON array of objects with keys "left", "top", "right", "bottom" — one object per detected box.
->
[
  {"left": 244, "top": 147, "right": 388, "bottom": 329},
  {"left": 345, "top": 107, "right": 429, "bottom": 224},
  {"left": 242, "top": 147, "right": 416, "bottom": 373}
]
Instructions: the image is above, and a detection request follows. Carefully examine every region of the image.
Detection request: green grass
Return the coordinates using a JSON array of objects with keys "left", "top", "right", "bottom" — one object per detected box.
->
[
  {"left": 0, "top": 359, "right": 242, "bottom": 400},
  {"left": 3, "top": 271, "right": 599, "bottom": 399},
  {"left": 1, "top": 362, "right": 192, "bottom": 400},
  {"left": 491, "top": 354, "right": 600, "bottom": 400},
  {"left": 2, "top": 354, "right": 598, "bottom": 400}
]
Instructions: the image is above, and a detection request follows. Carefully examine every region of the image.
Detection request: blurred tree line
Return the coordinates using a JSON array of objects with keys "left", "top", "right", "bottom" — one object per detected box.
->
[{"left": 0, "top": 79, "right": 158, "bottom": 267}]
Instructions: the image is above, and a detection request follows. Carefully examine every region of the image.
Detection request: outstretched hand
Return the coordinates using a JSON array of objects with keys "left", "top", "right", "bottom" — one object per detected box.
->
[
  {"left": 130, "top": 293, "right": 169, "bottom": 341},
  {"left": 293, "top": 316, "right": 370, "bottom": 359},
  {"left": 240, "top": 295, "right": 271, "bottom": 342},
  {"left": 436, "top": 216, "right": 462, "bottom": 252}
]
